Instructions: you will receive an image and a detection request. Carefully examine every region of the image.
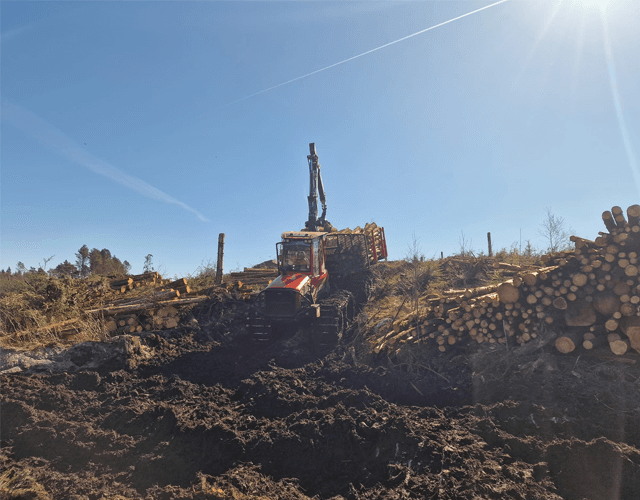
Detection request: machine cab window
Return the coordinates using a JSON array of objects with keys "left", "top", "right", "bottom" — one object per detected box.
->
[{"left": 278, "top": 241, "right": 311, "bottom": 273}]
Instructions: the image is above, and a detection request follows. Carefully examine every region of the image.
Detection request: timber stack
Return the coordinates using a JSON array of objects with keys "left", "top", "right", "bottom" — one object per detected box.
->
[
  {"left": 102, "top": 304, "right": 190, "bottom": 335},
  {"left": 335, "top": 222, "right": 387, "bottom": 265},
  {"left": 229, "top": 268, "right": 279, "bottom": 293},
  {"left": 94, "top": 275, "right": 203, "bottom": 335},
  {"left": 36, "top": 296, "right": 210, "bottom": 339},
  {"left": 29, "top": 275, "right": 206, "bottom": 339},
  {"left": 373, "top": 205, "right": 640, "bottom": 359},
  {"left": 109, "top": 272, "right": 165, "bottom": 294},
  {"left": 108, "top": 273, "right": 195, "bottom": 298}
]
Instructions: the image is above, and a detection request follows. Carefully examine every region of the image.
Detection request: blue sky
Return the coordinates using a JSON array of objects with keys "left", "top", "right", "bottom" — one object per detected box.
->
[{"left": 2, "top": 0, "right": 639, "bottom": 277}]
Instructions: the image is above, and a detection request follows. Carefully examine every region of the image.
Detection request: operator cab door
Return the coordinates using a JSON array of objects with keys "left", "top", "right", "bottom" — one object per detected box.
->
[
  {"left": 311, "top": 237, "right": 328, "bottom": 277},
  {"left": 310, "top": 237, "right": 329, "bottom": 297},
  {"left": 318, "top": 238, "right": 327, "bottom": 274},
  {"left": 312, "top": 239, "right": 320, "bottom": 276}
]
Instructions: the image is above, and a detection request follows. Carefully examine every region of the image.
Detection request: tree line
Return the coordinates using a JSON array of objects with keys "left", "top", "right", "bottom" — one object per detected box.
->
[{"left": 0, "top": 245, "right": 155, "bottom": 279}]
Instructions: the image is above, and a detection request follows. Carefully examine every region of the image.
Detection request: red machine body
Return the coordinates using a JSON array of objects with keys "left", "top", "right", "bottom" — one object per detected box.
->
[
  {"left": 247, "top": 143, "right": 388, "bottom": 344},
  {"left": 260, "top": 227, "right": 387, "bottom": 322}
]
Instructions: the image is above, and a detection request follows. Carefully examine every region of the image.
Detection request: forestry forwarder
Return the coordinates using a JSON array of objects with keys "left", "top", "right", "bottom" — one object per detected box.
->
[{"left": 247, "top": 143, "right": 388, "bottom": 350}]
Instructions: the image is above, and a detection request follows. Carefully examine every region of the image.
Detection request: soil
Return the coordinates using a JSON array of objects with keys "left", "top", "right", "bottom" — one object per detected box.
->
[{"left": 4, "top": 313, "right": 640, "bottom": 499}]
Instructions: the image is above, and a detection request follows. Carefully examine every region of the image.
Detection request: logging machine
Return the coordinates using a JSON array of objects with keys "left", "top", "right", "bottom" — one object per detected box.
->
[{"left": 247, "top": 143, "right": 388, "bottom": 349}]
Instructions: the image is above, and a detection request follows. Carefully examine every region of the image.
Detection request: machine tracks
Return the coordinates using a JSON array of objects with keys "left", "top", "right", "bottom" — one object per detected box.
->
[
  {"left": 246, "top": 290, "right": 355, "bottom": 352},
  {"left": 308, "top": 290, "right": 356, "bottom": 352}
]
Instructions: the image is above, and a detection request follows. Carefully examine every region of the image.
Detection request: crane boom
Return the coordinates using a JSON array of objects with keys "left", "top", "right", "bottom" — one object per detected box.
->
[{"left": 306, "top": 143, "right": 331, "bottom": 232}]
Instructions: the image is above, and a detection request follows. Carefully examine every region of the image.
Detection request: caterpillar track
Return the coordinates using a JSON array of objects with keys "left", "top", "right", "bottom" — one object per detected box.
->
[
  {"left": 307, "top": 291, "right": 356, "bottom": 352},
  {"left": 246, "top": 290, "right": 355, "bottom": 353}
]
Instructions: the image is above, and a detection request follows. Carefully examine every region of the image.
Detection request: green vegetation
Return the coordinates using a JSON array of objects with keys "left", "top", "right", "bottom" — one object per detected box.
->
[{"left": 0, "top": 245, "right": 131, "bottom": 296}]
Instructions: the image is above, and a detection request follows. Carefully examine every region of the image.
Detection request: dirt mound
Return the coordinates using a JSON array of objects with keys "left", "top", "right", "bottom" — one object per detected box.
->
[{"left": 3, "top": 324, "right": 640, "bottom": 499}]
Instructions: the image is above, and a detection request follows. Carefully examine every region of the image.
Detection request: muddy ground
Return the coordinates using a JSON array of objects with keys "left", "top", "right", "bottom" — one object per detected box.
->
[{"left": 4, "top": 311, "right": 640, "bottom": 499}]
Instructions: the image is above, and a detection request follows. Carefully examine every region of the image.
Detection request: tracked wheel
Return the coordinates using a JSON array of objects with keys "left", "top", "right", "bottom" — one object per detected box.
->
[
  {"left": 247, "top": 314, "right": 272, "bottom": 344},
  {"left": 309, "top": 290, "right": 355, "bottom": 353},
  {"left": 247, "top": 315, "right": 296, "bottom": 345}
]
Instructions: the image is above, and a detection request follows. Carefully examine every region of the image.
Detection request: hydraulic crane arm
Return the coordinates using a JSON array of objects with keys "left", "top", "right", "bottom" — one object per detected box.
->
[{"left": 306, "top": 143, "right": 330, "bottom": 232}]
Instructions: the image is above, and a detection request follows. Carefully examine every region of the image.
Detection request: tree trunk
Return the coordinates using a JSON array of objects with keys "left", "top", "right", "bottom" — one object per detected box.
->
[
  {"left": 627, "top": 204, "right": 640, "bottom": 225},
  {"left": 582, "top": 333, "right": 605, "bottom": 350},
  {"left": 167, "top": 278, "right": 188, "bottom": 288},
  {"left": 216, "top": 233, "right": 225, "bottom": 284},
  {"left": 84, "top": 295, "right": 207, "bottom": 315},
  {"left": 602, "top": 211, "right": 617, "bottom": 233},
  {"left": 612, "top": 206, "right": 627, "bottom": 228},
  {"left": 571, "top": 273, "right": 588, "bottom": 286},
  {"left": 564, "top": 300, "right": 596, "bottom": 326},
  {"left": 605, "top": 318, "right": 619, "bottom": 332},
  {"left": 620, "top": 303, "right": 636, "bottom": 316},
  {"left": 553, "top": 297, "right": 568, "bottom": 310}
]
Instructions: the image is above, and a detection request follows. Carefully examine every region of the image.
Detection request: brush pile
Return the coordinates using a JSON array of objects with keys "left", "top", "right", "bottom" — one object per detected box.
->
[
  {"left": 0, "top": 272, "right": 209, "bottom": 343},
  {"left": 372, "top": 205, "right": 640, "bottom": 360}
]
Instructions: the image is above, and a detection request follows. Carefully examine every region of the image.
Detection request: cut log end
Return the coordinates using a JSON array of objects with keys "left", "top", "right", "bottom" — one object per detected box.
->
[
  {"left": 555, "top": 334, "right": 579, "bottom": 354},
  {"left": 497, "top": 282, "right": 520, "bottom": 304},
  {"left": 610, "top": 339, "right": 629, "bottom": 355}
]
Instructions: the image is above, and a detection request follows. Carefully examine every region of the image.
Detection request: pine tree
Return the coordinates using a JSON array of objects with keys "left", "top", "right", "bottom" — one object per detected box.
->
[{"left": 75, "top": 245, "right": 90, "bottom": 277}]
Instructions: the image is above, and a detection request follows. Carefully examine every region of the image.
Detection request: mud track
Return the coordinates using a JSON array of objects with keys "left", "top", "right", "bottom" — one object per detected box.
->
[{"left": 4, "top": 326, "right": 640, "bottom": 499}]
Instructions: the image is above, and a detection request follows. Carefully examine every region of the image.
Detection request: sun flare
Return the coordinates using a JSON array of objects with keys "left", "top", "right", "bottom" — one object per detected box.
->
[{"left": 570, "top": 0, "right": 612, "bottom": 12}]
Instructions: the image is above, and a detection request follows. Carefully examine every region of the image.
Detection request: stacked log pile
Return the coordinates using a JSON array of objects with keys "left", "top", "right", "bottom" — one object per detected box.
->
[
  {"left": 32, "top": 275, "right": 207, "bottom": 339},
  {"left": 102, "top": 304, "right": 186, "bottom": 335},
  {"left": 90, "top": 275, "right": 208, "bottom": 336},
  {"left": 107, "top": 274, "right": 197, "bottom": 300},
  {"left": 109, "top": 272, "right": 165, "bottom": 294},
  {"left": 229, "top": 268, "right": 279, "bottom": 293},
  {"left": 335, "top": 222, "right": 387, "bottom": 264},
  {"left": 372, "top": 205, "right": 640, "bottom": 359},
  {"left": 164, "top": 278, "right": 192, "bottom": 296}
]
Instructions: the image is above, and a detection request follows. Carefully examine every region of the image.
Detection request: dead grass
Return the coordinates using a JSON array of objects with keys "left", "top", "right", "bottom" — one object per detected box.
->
[
  {"left": 359, "top": 248, "right": 547, "bottom": 342},
  {"left": 0, "top": 316, "right": 110, "bottom": 350},
  {"left": 0, "top": 275, "right": 114, "bottom": 349},
  {"left": 0, "top": 292, "right": 48, "bottom": 334},
  {"left": 360, "top": 260, "right": 442, "bottom": 336},
  {"left": 0, "top": 466, "right": 51, "bottom": 500},
  {"left": 187, "top": 259, "right": 219, "bottom": 291},
  {"left": 493, "top": 244, "right": 543, "bottom": 267}
]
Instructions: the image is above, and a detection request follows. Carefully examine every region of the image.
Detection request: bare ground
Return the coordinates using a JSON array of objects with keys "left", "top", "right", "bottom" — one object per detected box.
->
[{"left": 3, "top": 314, "right": 640, "bottom": 499}]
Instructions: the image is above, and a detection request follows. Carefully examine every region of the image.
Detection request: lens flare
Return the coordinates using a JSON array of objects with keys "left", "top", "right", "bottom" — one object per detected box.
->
[{"left": 571, "top": 0, "right": 612, "bottom": 12}]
